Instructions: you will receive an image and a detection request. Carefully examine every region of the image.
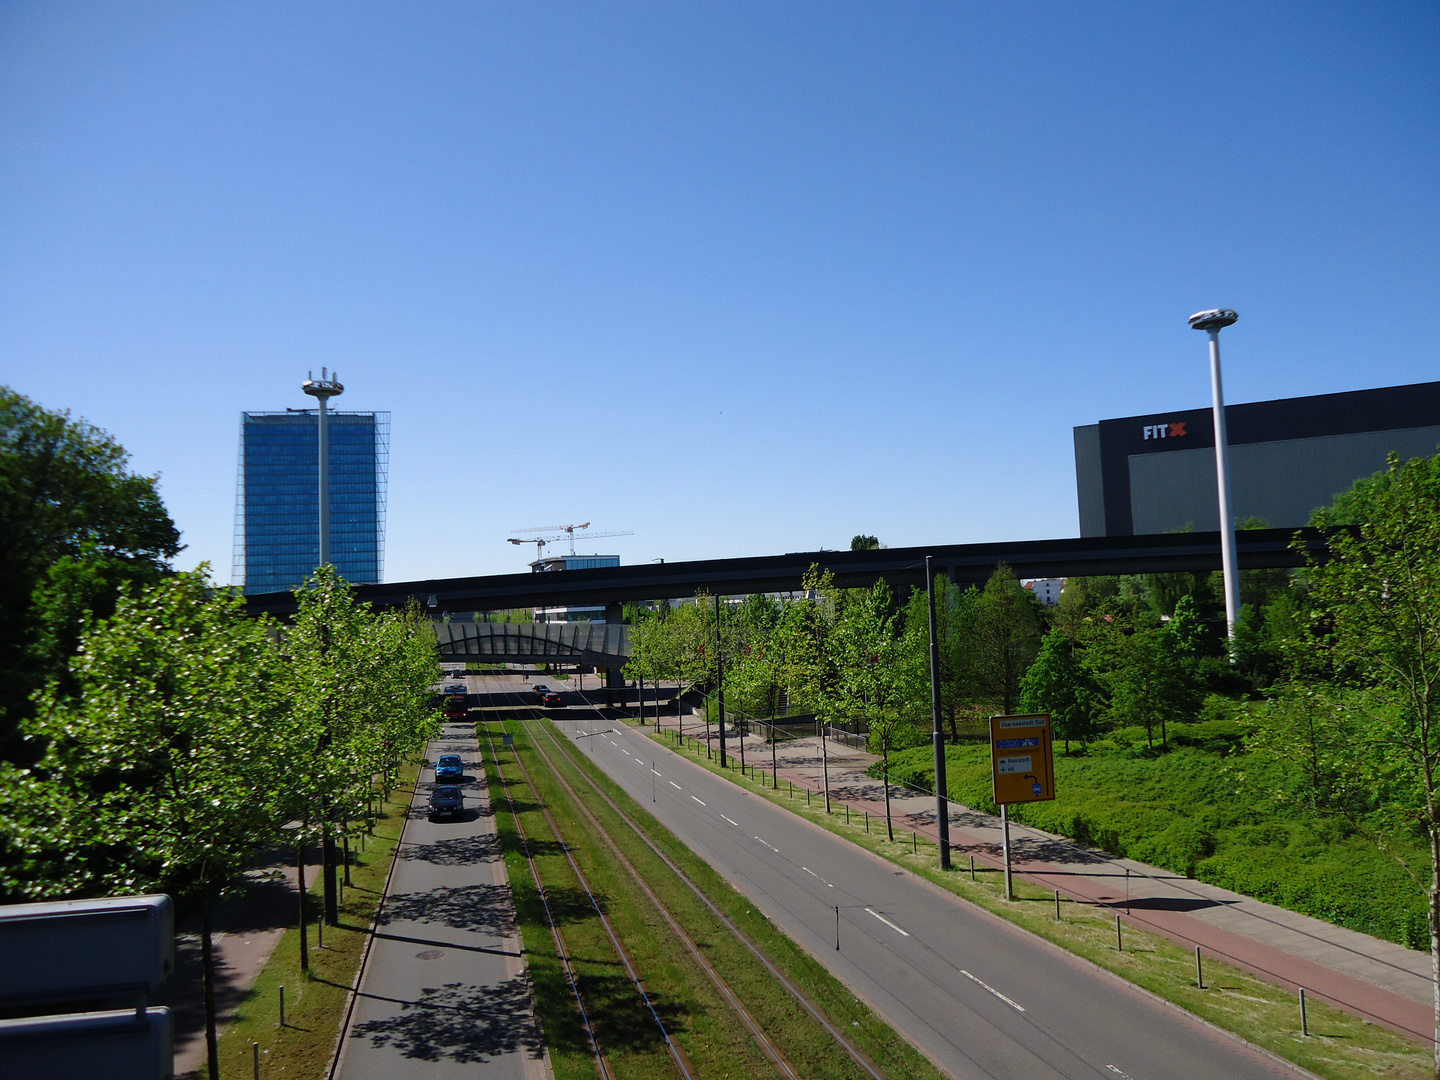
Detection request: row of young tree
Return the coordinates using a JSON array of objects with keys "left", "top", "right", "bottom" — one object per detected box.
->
[
  {"left": 629, "top": 451, "right": 1440, "bottom": 1065},
  {"left": 0, "top": 389, "right": 441, "bottom": 1080},
  {"left": 624, "top": 559, "right": 1240, "bottom": 757}
]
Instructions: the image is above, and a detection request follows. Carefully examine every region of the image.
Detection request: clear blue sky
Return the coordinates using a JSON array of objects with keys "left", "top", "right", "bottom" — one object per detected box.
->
[{"left": 3, "top": 2, "right": 1436, "bottom": 583}]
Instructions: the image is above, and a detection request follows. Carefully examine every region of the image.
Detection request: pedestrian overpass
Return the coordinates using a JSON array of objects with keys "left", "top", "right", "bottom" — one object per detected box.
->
[{"left": 433, "top": 620, "right": 631, "bottom": 671}]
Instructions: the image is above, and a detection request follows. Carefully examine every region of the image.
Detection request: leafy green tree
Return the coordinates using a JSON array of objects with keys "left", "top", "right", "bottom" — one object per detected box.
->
[
  {"left": 1292, "top": 451, "right": 1440, "bottom": 1067},
  {"left": 13, "top": 570, "right": 287, "bottom": 1080},
  {"left": 1019, "top": 629, "right": 1101, "bottom": 751},
  {"left": 0, "top": 388, "right": 180, "bottom": 762},
  {"left": 1054, "top": 575, "right": 1120, "bottom": 635},
  {"left": 832, "top": 580, "right": 899, "bottom": 726},
  {"left": 850, "top": 534, "right": 880, "bottom": 551},
  {"left": 777, "top": 566, "right": 842, "bottom": 721},
  {"left": 894, "top": 574, "right": 982, "bottom": 742},
  {"left": 1101, "top": 624, "right": 1197, "bottom": 749},
  {"left": 726, "top": 593, "right": 787, "bottom": 720},
  {"left": 973, "top": 565, "right": 1044, "bottom": 714},
  {"left": 624, "top": 597, "right": 714, "bottom": 723},
  {"left": 282, "top": 566, "right": 439, "bottom": 928}
]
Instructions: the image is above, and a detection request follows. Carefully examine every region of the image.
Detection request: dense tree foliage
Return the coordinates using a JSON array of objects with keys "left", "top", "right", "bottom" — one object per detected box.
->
[
  {"left": 0, "top": 388, "right": 181, "bottom": 762},
  {"left": 0, "top": 562, "right": 439, "bottom": 1080}
]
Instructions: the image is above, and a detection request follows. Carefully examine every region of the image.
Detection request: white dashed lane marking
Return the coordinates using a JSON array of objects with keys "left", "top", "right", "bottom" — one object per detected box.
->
[
  {"left": 803, "top": 867, "right": 835, "bottom": 888},
  {"left": 669, "top": 781, "right": 682, "bottom": 789},
  {"left": 721, "top": 815, "right": 739, "bottom": 827},
  {"left": 961, "top": 970, "right": 1025, "bottom": 1012},
  {"left": 691, "top": 796, "right": 706, "bottom": 806},
  {"left": 865, "top": 908, "right": 911, "bottom": 937},
  {"left": 754, "top": 837, "right": 780, "bottom": 853}
]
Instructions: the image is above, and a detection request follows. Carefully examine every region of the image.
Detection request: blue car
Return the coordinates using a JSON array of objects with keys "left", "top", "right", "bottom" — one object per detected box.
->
[{"left": 435, "top": 754, "right": 464, "bottom": 782}]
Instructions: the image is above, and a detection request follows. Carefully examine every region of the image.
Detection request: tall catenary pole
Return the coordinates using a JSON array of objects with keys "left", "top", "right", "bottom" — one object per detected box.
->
[
  {"left": 1188, "top": 310, "right": 1240, "bottom": 648},
  {"left": 301, "top": 369, "right": 344, "bottom": 926},
  {"left": 715, "top": 593, "right": 727, "bottom": 769},
  {"left": 302, "top": 368, "right": 344, "bottom": 568},
  {"left": 926, "top": 557, "right": 952, "bottom": 869}
]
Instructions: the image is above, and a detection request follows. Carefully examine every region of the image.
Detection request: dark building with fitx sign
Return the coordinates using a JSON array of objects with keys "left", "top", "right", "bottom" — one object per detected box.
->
[{"left": 1074, "top": 381, "right": 1440, "bottom": 537}]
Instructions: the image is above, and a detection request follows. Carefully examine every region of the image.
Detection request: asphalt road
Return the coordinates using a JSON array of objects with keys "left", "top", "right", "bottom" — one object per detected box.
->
[
  {"left": 334, "top": 722, "right": 549, "bottom": 1080},
  {"left": 475, "top": 675, "right": 1304, "bottom": 1080}
]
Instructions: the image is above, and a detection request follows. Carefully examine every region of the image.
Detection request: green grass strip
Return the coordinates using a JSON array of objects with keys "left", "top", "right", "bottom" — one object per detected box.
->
[{"left": 485, "top": 722, "right": 696, "bottom": 1078}]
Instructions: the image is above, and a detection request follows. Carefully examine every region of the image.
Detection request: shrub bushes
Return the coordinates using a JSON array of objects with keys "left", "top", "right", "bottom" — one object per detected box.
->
[{"left": 878, "top": 734, "right": 1430, "bottom": 949}]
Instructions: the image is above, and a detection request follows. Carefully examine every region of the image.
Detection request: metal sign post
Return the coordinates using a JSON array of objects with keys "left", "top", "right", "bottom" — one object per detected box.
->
[{"left": 989, "top": 714, "right": 1056, "bottom": 901}]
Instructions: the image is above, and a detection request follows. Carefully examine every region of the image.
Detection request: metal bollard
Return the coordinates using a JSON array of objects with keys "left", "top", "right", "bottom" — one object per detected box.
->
[
  {"left": 279, "top": 985, "right": 285, "bottom": 1027},
  {"left": 1116, "top": 914, "right": 1122, "bottom": 951},
  {"left": 1196, "top": 946, "right": 1204, "bottom": 989},
  {"left": 970, "top": 854, "right": 976, "bottom": 882},
  {"left": 1299, "top": 987, "right": 1308, "bottom": 1035},
  {"left": 253, "top": 1041, "right": 260, "bottom": 1079},
  {"left": 1055, "top": 890, "right": 1061, "bottom": 920}
]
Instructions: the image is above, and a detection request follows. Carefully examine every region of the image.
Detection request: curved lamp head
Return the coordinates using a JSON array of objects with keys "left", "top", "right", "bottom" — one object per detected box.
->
[{"left": 1188, "top": 309, "right": 1238, "bottom": 332}]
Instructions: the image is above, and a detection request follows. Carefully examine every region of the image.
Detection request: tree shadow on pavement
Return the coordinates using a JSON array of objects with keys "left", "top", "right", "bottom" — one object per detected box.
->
[
  {"left": 398, "top": 832, "right": 502, "bottom": 865},
  {"left": 1119, "top": 896, "right": 1237, "bottom": 913},
  {"left": 1010, "top": 835, "right": 1115, "bottom": 867},
  {"left": 380, "top": 884, "right": 519, "bottom": 937},
  {"left": 351, "top": 978, "right": 546, "bottom": 1062}
]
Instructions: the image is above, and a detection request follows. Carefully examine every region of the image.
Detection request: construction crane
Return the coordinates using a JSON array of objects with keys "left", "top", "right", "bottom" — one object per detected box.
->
[
  {"left": 506, "top": 536, "right": 552, "bottom": 561},
  {"left": 511, "top": 522, "right": 633, "bottom": 556}
]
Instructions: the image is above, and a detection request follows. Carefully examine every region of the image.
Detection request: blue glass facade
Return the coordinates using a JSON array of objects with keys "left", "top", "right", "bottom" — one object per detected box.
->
[{"left": 234, "top": 411, "right": 390, "bottom": 595}]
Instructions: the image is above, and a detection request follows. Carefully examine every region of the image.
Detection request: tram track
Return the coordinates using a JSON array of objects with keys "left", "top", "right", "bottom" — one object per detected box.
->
[
  {"left": 482, "top": 689, "right": 697, "bottom": 1080},
  {"left": 481, "top": 724, "right": 611, "bottom": 1080},
  {"left": 478, "top": 676, "right": 889, "bottom": 1080}
]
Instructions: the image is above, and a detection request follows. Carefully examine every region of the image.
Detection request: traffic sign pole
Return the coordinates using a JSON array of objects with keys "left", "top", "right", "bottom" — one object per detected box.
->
[{"left": 1001, "top": 805, "right": 1014, "bottom": 900}]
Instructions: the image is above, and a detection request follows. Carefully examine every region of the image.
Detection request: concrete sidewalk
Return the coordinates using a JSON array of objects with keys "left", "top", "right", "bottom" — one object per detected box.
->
[{"left": 647, "top": 712, "right": 1436, "bottom": 1047}]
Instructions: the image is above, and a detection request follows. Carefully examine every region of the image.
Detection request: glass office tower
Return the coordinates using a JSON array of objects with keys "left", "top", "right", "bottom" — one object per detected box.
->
[{"left": 233, "top": 410, "right": 390, "bottom": 595}]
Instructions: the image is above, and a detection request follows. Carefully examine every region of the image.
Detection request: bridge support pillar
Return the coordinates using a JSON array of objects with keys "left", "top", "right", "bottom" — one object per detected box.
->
[{"left": 605, "top": 601, "right": 625, "bottom": 706}]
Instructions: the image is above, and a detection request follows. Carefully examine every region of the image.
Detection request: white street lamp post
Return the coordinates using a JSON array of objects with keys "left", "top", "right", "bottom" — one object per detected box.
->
[
  {"left": 302, "top": 369, "right": 344, "bottom": 568},
  {"left": 1188, "top": 309, "right": 1240, "bottom": 649}
]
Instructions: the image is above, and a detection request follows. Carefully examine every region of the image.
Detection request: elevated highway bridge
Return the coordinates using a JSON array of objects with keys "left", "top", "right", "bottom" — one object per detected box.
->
[{"left": 245, "top": 526, "right": 1326, "bottom": 619}]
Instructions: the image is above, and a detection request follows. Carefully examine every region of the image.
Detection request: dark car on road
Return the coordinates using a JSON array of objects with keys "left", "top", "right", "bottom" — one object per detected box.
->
[
  {"left": 531, "top": 684, "right": 550, "bottom": 700},
  {"left": 441, "top": 695, "right": 468, "bottom": 720},
  {"left": 543, "top": 692, "right": 563, "bottom": 707},
  {"left": 435, "top": 754, "right": 464, "bottom": 782},
  {"left": 428, "top": 785, "right": 464, "bottom": 820}
]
